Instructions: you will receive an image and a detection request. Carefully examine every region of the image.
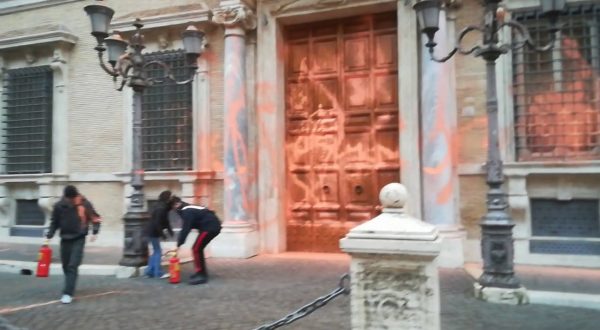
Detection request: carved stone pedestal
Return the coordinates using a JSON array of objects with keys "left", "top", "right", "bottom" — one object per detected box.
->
[{"left": 340, "top": 183, "right": 442, "bottom": 330}]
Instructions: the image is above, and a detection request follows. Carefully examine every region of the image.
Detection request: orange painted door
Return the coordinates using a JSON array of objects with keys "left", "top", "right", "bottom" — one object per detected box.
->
[{"left": 285, "top": 13, "right": 400, "bottom": 252}]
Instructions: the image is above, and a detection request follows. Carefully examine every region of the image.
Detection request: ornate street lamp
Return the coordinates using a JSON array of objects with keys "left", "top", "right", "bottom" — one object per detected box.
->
[
  {"left": 84, "top": 3, "right": 205, "bottom": 267},
  {"left": 413, "top": 0, "right": 565, "bottom": 289}
]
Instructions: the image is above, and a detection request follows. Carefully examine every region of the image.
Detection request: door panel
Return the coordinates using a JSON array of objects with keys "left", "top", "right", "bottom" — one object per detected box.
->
[
  {"left": 344, "top": 38, "right": 370, "bottom": 70},
  {"left": 285, "top": 13, "right": 400, "bottom": 252},
  {"left": 313, "top": 38, "right": 338, "bottom": 73}
]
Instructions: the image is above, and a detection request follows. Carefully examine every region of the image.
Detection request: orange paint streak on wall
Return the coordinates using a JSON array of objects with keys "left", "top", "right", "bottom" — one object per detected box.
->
[
  {"left": 227, "top": 95, "right": 252, "bottom": 212},
  {"left": 458, "top": 116, "right": 489, "bottom": 153},
  {"left": 436, "top": 178, "right": 454, "bottom": 204},
  {"left": 420, "top": 50, "right": 459, "bottom": 209}
]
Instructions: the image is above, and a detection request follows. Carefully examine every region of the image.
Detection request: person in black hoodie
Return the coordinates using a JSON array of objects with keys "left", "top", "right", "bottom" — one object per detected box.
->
[
  {"left": 46, "top": 185, "right": 101, "bottom": 304},
  {"left": 143, "top": 190, "right": 174, "bottom": 278},
  {"left": 170, "top": 196, "right": 221, "bottom": 285}
]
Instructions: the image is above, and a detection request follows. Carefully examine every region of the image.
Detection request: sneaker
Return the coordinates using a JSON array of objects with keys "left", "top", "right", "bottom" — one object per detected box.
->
[
  {"left": 160, "top": 273, "right": 170, "bottom": 279},
  {"left": 188, "top": 274, "right": 208, "bottom": 285},
  {"left": 60, "top": 294, "right": 72, "bottom": 304}
]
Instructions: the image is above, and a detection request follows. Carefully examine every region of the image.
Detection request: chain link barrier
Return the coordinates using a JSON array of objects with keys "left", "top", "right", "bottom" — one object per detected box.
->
[{"left": 253, "top": 273, "right": 351, "bottom": 330}]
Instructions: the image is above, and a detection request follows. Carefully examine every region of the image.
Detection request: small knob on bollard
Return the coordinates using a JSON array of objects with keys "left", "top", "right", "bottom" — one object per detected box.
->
[{"left": 379, "top": 182, "right": 408, "bottom": 210}]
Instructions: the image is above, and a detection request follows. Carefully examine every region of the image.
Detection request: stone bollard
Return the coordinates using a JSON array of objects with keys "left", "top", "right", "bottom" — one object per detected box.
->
[{"left": 340, "top": 183, "right": 442, "bottom": 330}]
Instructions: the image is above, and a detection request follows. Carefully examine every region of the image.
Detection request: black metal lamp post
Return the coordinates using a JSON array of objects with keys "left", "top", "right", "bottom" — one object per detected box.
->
[
  {"left": 413, "top": 0, "right": 565, "bottom": 288},
  {"left": 84, "top": 3, "right": 205, "bottom": 267}
]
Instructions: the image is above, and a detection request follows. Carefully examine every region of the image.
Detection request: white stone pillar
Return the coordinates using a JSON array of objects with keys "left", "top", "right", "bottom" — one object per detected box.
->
[
  {"left": 193, "top": 54, "right": 213, "bottom": 208},
  {"left": 210, "top": 1, "right": 259, "bottom": 258},
  {"left": 0, "top": 185, "right": 10, "bottom": 234},
  {"left": 37, "top": 178, "right": 61, "bottom": 227},
  {"left": 398, "top": 0, "right": 422, "bottom": 219},
  {"left": 50, "top": 45, "right": 69, "bottom": 175},
  {"left": 340, "top": 183, "right": 441, "bottom": 330},
  {"left": 420, "top": 8, "right": 465, "bottom": 268}
]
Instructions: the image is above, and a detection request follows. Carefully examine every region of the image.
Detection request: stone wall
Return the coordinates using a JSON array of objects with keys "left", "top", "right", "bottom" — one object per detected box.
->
[
  {"left": 0, "top": 0, "right": 228, "bottom": 242},
  {"left": 74, "top": 182, "right": 123, "bottom": 233},
  {"left": 0, "top": 0, "right": 225, "bottom": 169},
  {"left": 454, "top": 0, "right": 487, "bottom": 239}
]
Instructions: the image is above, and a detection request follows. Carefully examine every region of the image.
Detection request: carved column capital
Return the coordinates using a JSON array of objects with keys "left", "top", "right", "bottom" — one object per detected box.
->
[
  {"left": 444, "top": 0, "right": 462, "bottom": 20},
  {"left": 444, "top": 0, "right": 462, "bottom": 10},
  {"left": 212, "top": 4, "right": 257, "bottom": 31}
]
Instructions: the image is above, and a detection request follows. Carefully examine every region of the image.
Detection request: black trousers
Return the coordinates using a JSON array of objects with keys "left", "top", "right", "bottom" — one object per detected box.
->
[
  {"left": 192, "top": 229, "right": 220, "bottom": 276},
  {"left": 60, "top": 236, "right": 86, "bottom": 296}
]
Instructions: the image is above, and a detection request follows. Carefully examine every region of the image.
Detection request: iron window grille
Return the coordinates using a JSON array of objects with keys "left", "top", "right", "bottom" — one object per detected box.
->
[
  {"left": 141, "top": 49, "right": 193, "bottom": 171},
  {"left": 1, "top": 66, "right": 53, "bottom": 174},
  {"left": 513, "top": 3, "right": 600, "bottom": 161},
  {"left": 530, "top": 198, "right": 600, "bottom": 255},
  {"left": 15, "top": 199, "right": 45, "bottom": 226}
]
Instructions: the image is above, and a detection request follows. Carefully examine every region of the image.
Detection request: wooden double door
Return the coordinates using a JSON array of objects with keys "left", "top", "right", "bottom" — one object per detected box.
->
[{"left": 285, "top": 12, "right": 400, "bottom": 252}]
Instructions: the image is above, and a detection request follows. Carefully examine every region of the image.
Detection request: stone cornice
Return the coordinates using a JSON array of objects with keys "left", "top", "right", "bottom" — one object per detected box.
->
[
  {"left": 111, "top": 5, "right": 212, "bottom": 32},
  {"left": 458, "top": 161, "right": 600, "bottom": 176},
  {"left": 113, "top": 170, "right": 223, "bottom": 182},
  {"left": 0, "top": 24, "right": 77, "bottom": 52},
  {"left": 504, "top": 0, "right": 590, "bottom": 11},
  {"left": 264, "top": 0, "right": 398, "bottom": 16},
  {"left": 504, "top": 161, "right": 600, "bottom": 176},
  {"left": 0, "top": 0, "right": 83, "bottom": 16},
  {"left": 212, "top": 4, "right": 257, "bottom": 30},
  {"left": 0, "top": 173, "right": 69, "bottom": 183},
  {"left": 266, "top": 0, "right": 348, "bottom": 14}
]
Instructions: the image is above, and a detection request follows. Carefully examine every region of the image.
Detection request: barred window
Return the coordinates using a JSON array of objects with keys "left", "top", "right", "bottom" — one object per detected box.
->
[
  {"left": 15, "top": 199, "right": 45, "bottom": 226},
  {"left": 513, "top": 4, "right": 600, "bottom": 161},
  {"left": 11, "top": 199, "right": 46, "bottom": 237},
  {"left": 141, "top": 49, "right": 193, "bottom": 171},
  {"left": 1, "top": 66, "right": 53, "bottom": 174}
]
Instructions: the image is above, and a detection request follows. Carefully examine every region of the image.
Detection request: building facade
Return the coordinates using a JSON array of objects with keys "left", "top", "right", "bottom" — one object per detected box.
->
[{"left": 0, "top": 0, "right": 598, "bottom": 268}]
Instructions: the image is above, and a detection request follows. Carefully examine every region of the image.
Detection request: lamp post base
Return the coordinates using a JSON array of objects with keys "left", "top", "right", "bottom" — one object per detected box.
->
[
  {"left": 479, "top": 220, "right": 521, "bottom": 289},
  {"left": 474, "top": 282, "right": 529, "bottom": 305},
  {"left": 478, "top": 272, "right": 521, "bottom": 289},
  {"left": 118, "top": 209, "right": 149, "bottom": 267}
]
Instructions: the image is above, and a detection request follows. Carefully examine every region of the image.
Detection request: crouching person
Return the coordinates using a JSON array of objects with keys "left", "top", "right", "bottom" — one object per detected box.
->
[
  {"left": 46, "top": 185, "right": 101, "bottom": 304},
  {"left": 170, "top": 196, "right": 221, "bottom": 285}
]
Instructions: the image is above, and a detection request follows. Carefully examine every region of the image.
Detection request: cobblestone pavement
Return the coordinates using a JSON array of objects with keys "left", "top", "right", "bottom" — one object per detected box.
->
[
  {"left": 0, "top": 254, "right": 599, "bottom": 330},
  {"left": 0, "top": 242, "right": 121, "bottom": 265}
]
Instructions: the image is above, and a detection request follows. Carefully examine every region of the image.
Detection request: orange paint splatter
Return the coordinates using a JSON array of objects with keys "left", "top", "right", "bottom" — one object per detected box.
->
[{"left": 519, "top": 37, "right": 599, "bottom": 159}]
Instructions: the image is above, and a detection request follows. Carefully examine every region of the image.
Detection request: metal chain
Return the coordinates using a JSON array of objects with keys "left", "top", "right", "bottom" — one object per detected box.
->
[{"left": 253, "top": 273, "right": 351, "bottom": 330}]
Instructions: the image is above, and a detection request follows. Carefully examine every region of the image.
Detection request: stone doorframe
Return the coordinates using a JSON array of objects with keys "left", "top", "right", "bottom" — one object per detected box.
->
[{"left": 256, "top": 0, "right": 422, "bottom": 253}]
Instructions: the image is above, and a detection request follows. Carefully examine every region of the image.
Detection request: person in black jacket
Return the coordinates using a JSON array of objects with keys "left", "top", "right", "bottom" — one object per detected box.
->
[
  {"left": 170, "top": 196, "right": 221, "bottom": 285},
  {"left": 46, "top": 185, "right": 101, "bottom": 304},
  {"left": 143, "top": 190, "right": 174, "bottom": 278}
]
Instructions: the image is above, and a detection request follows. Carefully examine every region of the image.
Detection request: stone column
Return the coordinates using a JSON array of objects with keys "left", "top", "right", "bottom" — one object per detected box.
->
[
  {"left": 420, "top": 7, "right": 465, "bottom": 267},
  {"left": 194, "top": 54, "right": 213, "bottom": 207},
  {"left": 397, "top": 0, "right": 422, "bottom": 219},
  {"left": 210, "top": 1, "right": 259, "bottom": 258},
  {"left": 37, "top": 178, "right": 61, "bottom": 228},
  {"left": 50, "top": 46, "right": 69, "bottom": 175},
  {"left": 340, "top": 183, "right": 441, "bottom": 330},
  {"left": 0, "top": 185, "right": 10, "bottom": 237}
]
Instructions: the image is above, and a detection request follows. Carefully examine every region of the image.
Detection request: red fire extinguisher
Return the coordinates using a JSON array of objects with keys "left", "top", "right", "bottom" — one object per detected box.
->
[
  {"left": 168, "top": 251, "right": 180, "bottom": 284},
  {"left": 36, "top": 240, "right": 52, "bottom": 277}
]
